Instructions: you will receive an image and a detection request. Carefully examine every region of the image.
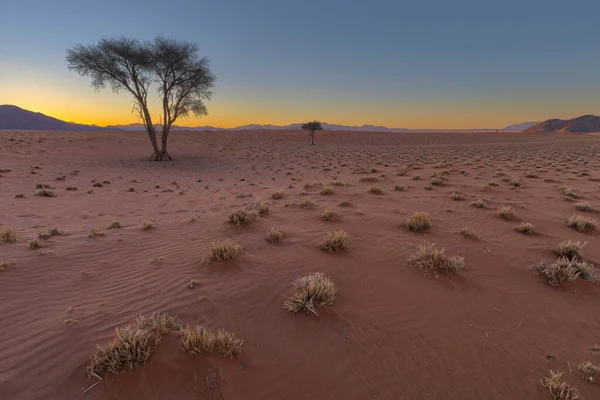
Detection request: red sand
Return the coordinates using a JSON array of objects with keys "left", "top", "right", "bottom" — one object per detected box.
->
[{"left": 1, "top": 129, "right": 600, "bottom": 399}]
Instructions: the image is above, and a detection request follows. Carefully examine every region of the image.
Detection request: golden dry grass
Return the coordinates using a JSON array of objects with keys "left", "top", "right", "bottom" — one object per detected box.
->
[
  {"left": 498, "top": 205, "right": 513, "bottom": 220},
  {"left": 368, "top": 186, "right": 384, "bottom": 195},
  {"left": 265, "top": 228, "right": 283, "bottom": 244},
  {"left": 254, "top": 201, "right": 270, "bottom": 216},
  {"left": 0, "top": 259, "right": 16, "bottom": 271},
  {"left": 321, "top": 209, "right": 341, "bottom": 221},
  {"left": 405, "top": 212, "right": 431, "bottom": 232},
  {"left": 451, "top": 191, "right": 464, "bottom": 200},
  {"left": 567, "top": 214, "right": 597, "bottom": 232},
  {"left": 319, "top": 230, "right": 350, "bottom": 252},
  {"left": 555, "top": 240, "right": 586, "bottom": 261},
  {"left": 137, "top": 313, "right": 182, "bottom": 334},
  {"left": 574, "top": 202, "right": 592, "bottom": 212},
  {"left": 459, "top": 227, "right": 475, "bottom": 239},
  {"left": 338, "top": 199, "right": 353, "bottom": 207},
  {"left": 578, "top": 361, "right": 599, "bottom": 383},
  {"left": 535, "top": 257, "right": 594, "bottom": 287},
  {"left": 181, "top": 326, "right": 244, "bottom": 359},
  {"left": 284, "top": 272, "right": 337, "bottom": 315},
  {"left": 87, "top": 229, "right": 105, "bottom": 238},
  {"left": 0, "top": 228, "right": 17, "bottom": 244},
  {"left": 516, "top": 222, "right": 535, "bottom": 235},
  {"left": 271, "top": 191, "right": 284, "bottom": 200},
  {"left": 320, "top": 185, "right": 334, "bottom": 195},
  {"left": 300, "top": 198, "right": 316, "bottom": 208},
  {"left": 228, "top": 210, "right": 257, "bottom": 226},
  {"left": 208, "top": 238, "right": 242, "bottom": 262},
  {"left": 470, "top": 198, "right": 486, "bottom": 208},
  {"left": 409, "top": 242, "right": 464, "bottom": 274},
  {"left": 28, "top": 237, "right": 43, "bottom": 250},
  {"left": 108, "top": 221, "right": 121, "bottom": 229},
  {"left": 142, "top": 221, "right": 155, "bottom": 230},
  {"left": 541, "top": 370, "right": 580, "bottom": 400}
]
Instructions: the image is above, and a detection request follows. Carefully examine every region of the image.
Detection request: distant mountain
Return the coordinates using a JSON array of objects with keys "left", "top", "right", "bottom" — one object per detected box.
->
[
  {"left": 523, "top": 115, "right": 600, "bottom": 133},
  {"left": 0, "top": 105, "right": 115, "bottom": 131},
  {"left": 502, "top": 121, "right": 539, "bottom": 131},
  {"left": 108, "top": 122, "right": 411, "bottom": 132}
]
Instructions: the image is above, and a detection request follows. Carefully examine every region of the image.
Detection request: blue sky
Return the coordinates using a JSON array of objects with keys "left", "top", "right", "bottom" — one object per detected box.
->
[{"left": 1, "top": 0, "right": 599, "bottom": 128}]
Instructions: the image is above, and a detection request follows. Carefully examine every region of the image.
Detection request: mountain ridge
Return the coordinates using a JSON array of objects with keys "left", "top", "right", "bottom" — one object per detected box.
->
[{"left": 523, "top": 115, "right": 600, "bottom": 133}]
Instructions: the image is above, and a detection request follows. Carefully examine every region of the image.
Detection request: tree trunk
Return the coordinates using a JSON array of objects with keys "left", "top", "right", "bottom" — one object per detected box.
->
[
  {"left": 311, "top": 131, "right": 315, "bottom": 145},
  {"left": 149, "top": 125, "right": 172, "bottom": 161}
]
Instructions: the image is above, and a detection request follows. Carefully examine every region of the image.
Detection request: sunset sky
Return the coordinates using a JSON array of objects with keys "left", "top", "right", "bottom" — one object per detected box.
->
[{"left": 1, "top": 0, "right": 599, "bottom": 129}]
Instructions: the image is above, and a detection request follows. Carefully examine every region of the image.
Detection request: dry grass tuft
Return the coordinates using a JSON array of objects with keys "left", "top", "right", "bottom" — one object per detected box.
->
[
  {"left": 88, "top": 229, "right": 105, "bottom": 238},
  {"left": 394, "top": 184, "right": 405, "bottom": 191},
  {"left": 368, "top": 186, "right": 384, "bottom": 195},
  {"left": 534, "top": 257, "right": 595, "bottom": 287},
  {"left": 271, "top": 191, "right": 284, "bottom": 200},
  {"left": 498, "top": 206, "right": 513, "bottom": 220},
  {"left": 300, "top": 198, "right": 316, "bottom": 208},
  {"left": 459, "top": 227, "right": 475, "bottom": 239},
  {"left": 556, "top": 240, "right": 586, "bottom": 261},
  {"left": 321, "top": 209, "right": 340, "bottom": 221},
  {"left": 470, "top": 198, "right": 486, "bottom": 208},
  {"left": 574, "top": 202, "right": 592, "bottom": 212},
  {"left": 0, "top": 228, "right": 17, "bottom": 244},
  {"left": 228, "top": 210, "right": 257, "bottom": 226},
  {"left": 578, "top": 361, "right": 599, "bottom": 383},
  {"left": 409, "top": 242, "right": 465, "bottom": 274},
  {"left": 38, "top": 227, "right": 65, "bottom": 239},
  {"left": 265, "top": 228, "right": 283, "bottom": 244},
  {"left": 516, "top": 221, "right": 535, "bottom": 235},
  {"left": 541, "top": 370, "right": 580, "bottom": 400},
  {"left": 560, "top": 186, "right": 578, "bottom": 199},
  {"left": 320, "top": 185, "right": 334, "bottom": 195},
  {"left": 142, "top": 221, "right": 155, "bottom": 230},
  {"left": 284, "top": 272, "right": 337, "bottom": 315},
  {"left": 208, "top": 238, "right": 242, "bottom": 262},
  {"left": 405, "top": 212, "right": 431, "bottom": 232},
  {"left": 36, "top": 189, "right": 56, "bottom": 197},
  {"left": 108, "top": 221, "right": 121, "bottom": 229},
  {"left": 137, "top": 313, "right": 182, "bottom": 334},
  {"left": 87, "top": 326, "right": 160, "bottom": 377},
  {"left": 319, "top": 230, "right": 350, "bottom": 252},
  {"left": 451, "top": 191, "right": 464, "bottom": 201},
  {"left": 338, "top": 199, "right": 353, "bottom": 207},
  {"left": 181, "top": 326, "right": 244, "bottom": 359},
  {"left": 28, "top": 237, "right": 43, "bottom": 250},
  {"left": 0, "top": 260, "right": 16, "bottom": 271},
  {"left": 567, "top": 214, "right": 598, "bottom": 232},
  {"left": 254, "top": 201, "right": 270, "bottom": 216},
  {"left": 359, "top": 176, "right": 379, "bottom": 183}
]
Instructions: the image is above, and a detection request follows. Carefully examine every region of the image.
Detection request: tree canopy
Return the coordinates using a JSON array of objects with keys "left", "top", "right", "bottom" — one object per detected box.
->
[{"left": 301, "top": 121, "right": 323, "bottom": 145}]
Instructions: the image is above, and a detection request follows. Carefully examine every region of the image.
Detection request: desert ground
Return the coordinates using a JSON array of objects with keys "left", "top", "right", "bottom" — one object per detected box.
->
[{"left": 1, "top": 129, "right": 600, "bottom": 400}]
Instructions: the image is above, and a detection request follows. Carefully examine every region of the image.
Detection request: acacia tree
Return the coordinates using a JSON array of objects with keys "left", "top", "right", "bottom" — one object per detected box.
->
[
  {"left": 66, "top": 37, "right": 215, "bottom": 161},
  {"left": 301, "top": 121, "right": 323, "bottom": 145}
]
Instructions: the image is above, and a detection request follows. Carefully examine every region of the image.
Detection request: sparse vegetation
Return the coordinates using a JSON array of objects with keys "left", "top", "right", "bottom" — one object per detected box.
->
[
  {"left": 88, "top": 229, "right": 105, "bottom": 238},
  {"left": 578, "top": 361, "right": 599, "bottom": 383},
  {"left": 320, "top": 185, "right": 334, "bottom": 195},
  {"left": 108, "top": 221, "right": 121, "bottom": 229},
  {"left": 28, "top": 238, "right": 43, "bottom": 250},
  {"left": 409, "top": 242, "right": 465, "bottom": 274},
  {"left": 470, "top": 198, "right": 486, "bottom": 208},
  {"left": 228, "top": 210, "right": 257, "bottom": 227},
  {"left": 254, "top": 201, "right": 270, "bottom": 216},
  {"left": 300, "top": 198, "right": 316, "bottom": 208},
  {"left": 516, "top": 222, "right": 535, "bottom": 235},
  {"left": 459, "top": 227, "right": 475, "bottom": 239},
  {"left": 265, "top": 228, "right": 283, "bottom": 244},
  {"left": 271, "top": 191, "right": 284, "bottom": 200},
  {"left": 208, "top": 238, "right": 242, "bottom": 262},
  {"left": 451, "top": 191, "right": 464, "bottom": 201},
  {"left": 284, "top": 272, "right": 337, "bottom": 315},
  {"left": 405, "top": 212, "right": 431, "bottom": 232},
  {"left": 567, "top": 214, "right": 597, "bottom": 232},
  {"left": 15, "top": 193, "right": 25, "bottom": 198},
  {"left": 368, "top": 186, "right": 384, "bottom": 195},
  {"left": 338, "top": 200, "right": 353, "bottom": 207},
  {"left": 181, "top": 326, "right": 243, "bottom": 359},
  {"left": 394, "top": 184, "right": 405, "bottom": 191},
  {"left": 321, "top": 210, "right": 340, "bottom": 221},
  {"left": 142, "top": 221, "right": 155, "bottom": 230},
  {"left": 319, "top": 230, "right": 350, "bottom": 252},
  {"left": 541, "top": 370, "right": 579, "bottom": 400},
  {"left": 0, "top": 228, "right": 17, "bottom": 244},
  {"left": 498, "top": 206, "right": 513, "bottom": 220},
  {"left": 555, "top": 240, "right": 586, "bottom": 261},
  {"left": 535, "top": 257, "right": 595, "bottom": 287},
  {"left": 36, "top": 189, "right": 56, "bottom": 197},
  {"left": 574, "top": 202, "right": 592, "bottom": 212}
]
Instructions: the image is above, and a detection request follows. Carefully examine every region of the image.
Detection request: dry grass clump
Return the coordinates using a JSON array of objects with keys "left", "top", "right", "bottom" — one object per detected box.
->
[
  {"left": 137, "top": 313, "right": 182, "bottom": 334},
  {"left": 284, "top": 272, "right": 337, "bottom": 315},
  {"left": 535, "top": 257, "right": 595, "bottom": 287},
  {"left": 108, "top": 221, "right": 121, "bottom": 229},
  {"left": 142, "top": 221, "right": 155, "bottom": 230},
  {"left": 338, "top": 199, "right": 353, "bottom": 207},
  {"left": 228, "top": 210, "right": 257, "bottom": 226},
  {"left": 459, "top": 227, "right": 475, "bottom": 239},
  {"left": 300, "top": 198, "right": 316, "bottom": 208},
  {"left": 451, "top": 191, "right": 464, "bottom": 200},
  {"left": 181, "top": 326, "right": 243, "bottom": 359},
  {"left": 271, "top": 191, "right": 284, "bottom": 200},
  {"left": 574, "top": 202, "right": 592, "bottom": 212},
  {"left": 88, "top": 229, "right": 105, "bottom": 238},
  {"left": 405, "top": 212, "right": 431, "bottom": 232},
  {"left": 578, "top": 361, "right": 599, "bottom": 383},
  {"left": 368, "top": 186, "right": 384, "bottom": 195},
  {"left": 254, "top": 201, "right": 270, "bottom": 216},
  {"left": 0, "top": 228, "right": 17, "bottom": 244},
  {"left": 88, "top": 326, "right": 160, "bottom": 377},
  {"left": 320, "top": 185, "right": 334, "bottom": 195},
  {"left": 28, "top": 238, "right": 43, "bottom": 250},
  {"left": 556, "top": 240, "right": 586, "bottom": 261},
  {"left": 470, "top": 198, "right": 486, "bottom": 208},
  {"left": 516, "top": 222, "right": 535, "bottom": 235},
  {"left": 541, "top": 370, "right": 580, "bottom": 400},
  {"left": 36, "top": 189, "right": 55, "bottom": 197},
  {"left": 321, "top": 210, "right": 340, "bottom": 221},
  {"left": 359, "top": 176, "right": 379, "bottom": 183},
  {"left": 567, "top": 214, "right": 598, "bottom": 232},
  {"left": 560, "top": 186, "right": 578, "bottom": 199},
  {"left": 498, "top": 205, "right": 513, "bottom": 220},
  {"left": 15, "top": 193, "right": 25, "bottom": 198},
  {"left": 319, "top": 230, "right": 350, "bottom": 252},
  {"left": 265, "top": 228, "right": 283, "bottom": 244},
  {"left": 208, "top": 238, "right": 242, "bottom": 262},
  {"left": 394, "top": 184, "right": 405, "bottom": 191},
  {"left": 409, "top": 242, "right": 465, "bottom": 274},
  {"left": 0, "top": 260, "right": 16, "bottom": 271},
  {"left": 38, "top": 227, "right": 65, "bottom": 239},
  {"left": 430, "top": 177, "right": 443, "bottom": 186}
]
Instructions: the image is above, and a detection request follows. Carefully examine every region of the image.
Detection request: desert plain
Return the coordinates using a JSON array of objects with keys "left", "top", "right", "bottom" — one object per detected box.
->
[{"left": 1, "top": 129, "right": 600, "bottom": 400}]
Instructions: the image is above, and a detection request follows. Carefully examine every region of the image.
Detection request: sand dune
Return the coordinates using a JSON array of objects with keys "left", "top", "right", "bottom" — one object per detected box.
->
[{"left": 1, "top": 129, "right": 600, "bottom": 399}]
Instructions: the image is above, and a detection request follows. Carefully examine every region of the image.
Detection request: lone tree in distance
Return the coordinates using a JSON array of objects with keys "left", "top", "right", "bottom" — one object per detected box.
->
[
  {"left": 66, "top": 37, "right": 215, "bottom": 161},
  {"left": 301, "top": 121, "right": 323, "bottom": 145}
]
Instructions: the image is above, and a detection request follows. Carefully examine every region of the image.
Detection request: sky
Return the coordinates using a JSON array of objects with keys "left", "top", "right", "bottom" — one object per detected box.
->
[{"left": 1, "top": 0, "right": 600, "bottom": 129}]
